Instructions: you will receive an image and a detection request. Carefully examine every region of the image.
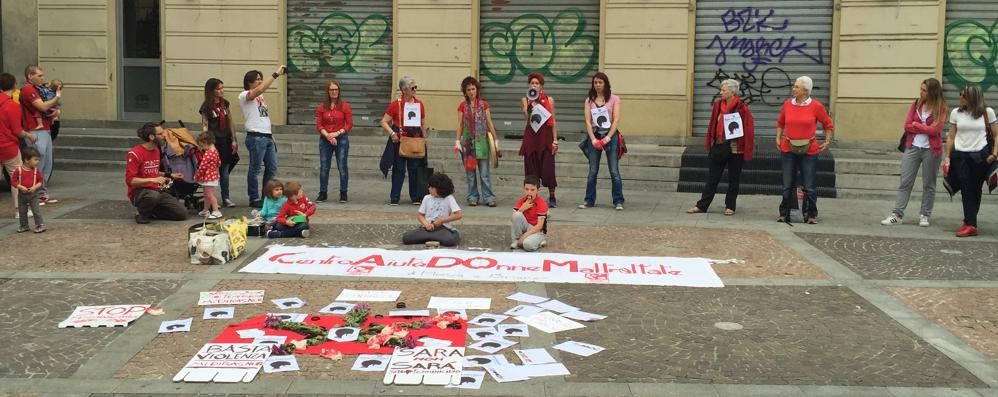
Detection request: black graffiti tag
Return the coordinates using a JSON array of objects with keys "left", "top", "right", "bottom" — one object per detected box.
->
[{"left": 706, "top": 68, "right": 793, "bottom": 106}]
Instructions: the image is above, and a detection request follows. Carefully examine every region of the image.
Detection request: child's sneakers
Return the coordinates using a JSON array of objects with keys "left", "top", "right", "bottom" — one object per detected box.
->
[
  {"left": 300, "top": 229, "right": 310, "bottom": 238},
  {"left": 34, "top": 224, "right": 46, "bottom": 233},
  {"left": 267, "top": 230, "right": 281, "bottom": 238},
  {"left": 16, "top": 226, "right": 29, "bottom": 233},
  {"left": 208, "top": 211, "right": 223, "bottom": 220},
  {"left": 425, "top": 241, "right": 440, "bottom": 248}
]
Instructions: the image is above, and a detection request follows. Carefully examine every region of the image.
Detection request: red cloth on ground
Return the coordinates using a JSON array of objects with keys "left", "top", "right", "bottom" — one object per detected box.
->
[{"left": 212, "top": 314, "right": 468, "bottom": 355}]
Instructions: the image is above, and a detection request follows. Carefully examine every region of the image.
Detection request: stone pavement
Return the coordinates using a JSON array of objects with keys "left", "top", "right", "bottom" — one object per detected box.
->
[{"left": 1, "top": 167, "right": 998, "bottom": 397}]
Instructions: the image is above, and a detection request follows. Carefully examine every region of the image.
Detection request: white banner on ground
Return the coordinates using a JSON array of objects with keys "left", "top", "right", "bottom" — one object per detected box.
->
[
  {"left": 240, "top": 246, "right": 724, "bottom": 287},
  {"left": 58, "top": 305, "right": 150, "bottom": 328},
  {"left": 173, "top": 343, "right": 271, "bottom": 383}
]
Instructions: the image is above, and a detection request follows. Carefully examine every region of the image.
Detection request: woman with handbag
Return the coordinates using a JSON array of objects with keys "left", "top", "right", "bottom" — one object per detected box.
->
[
  {"left": 881, "top": 78, "right": 947, "bottom": 227},
  {"left": 380, "top": 76, "right": 428, "bottom": 205},
  {"left": 454, "top": 76, "right": 500, "bottom": 207},
  {"left": 315, "top": 79, "right": 353, "bottom": 203},
  {"left": 944, "top": 85, "right": 997, "bottom": 237},
  {"left": 775, "top": 76, "right": 834, "bottom": 224},
  {"left": 519, "top": 72, "right": 559, "bottom": 207},
  {"left": 199, "top": 78, "right": 238, "bottom": 208},
  {"left": 579, "top": 72, "right": 626, "bottom": 210},
  {"left": 687, "top": 78, "right": 755, "bottom": 216}
]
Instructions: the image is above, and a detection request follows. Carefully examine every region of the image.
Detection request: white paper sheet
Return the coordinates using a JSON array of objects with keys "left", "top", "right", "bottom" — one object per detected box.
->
[
  {"left": 446, "top": 370, "right": 485, "bottom": 389},
  {"left": 198, "top": 290, "right": 265, "bottom": 305},
  {"left": 202, "top": 307, "right": 235, "bottom": 320},
  {"left": 318, "top": 302, "right": 355, "bottom": 315},
  {"left": 236, "top": 328, "right": 265, "bottom": 339},
  {"left": 497, "top": 323, "right": 529, "bottom": 338},
  {"left": 514, "top": 348, "right": 556, "bottom": 365},
  {"left": 468, "top": 313, "right": 509, "bottom": 326},
  {"left": 723, "top": 111, "right": 745, "bottom": 140},
  {"left": 468, "top": 338, "right": 517, "bottom": 354},
  {"left": 351, "top": 354, "right": 392, "bottom": 371},
  {"left": 524, "top": 362, "right": 570, "bottom": 377},
  {"left": 590, "top": 105, "right": 611, "bottom": 129},
  {"left": 158, "top": 318, "right": 193, "bottom": 333},
  {"left": 552, "top": 340, "right": 605, "bottom": 357},
  {"left": 560, "top": 310, "right": 607, "bottom": 322},
  {"left": 463, "top": 355, "right": 498, "bottom": 368},
  {"left": 263, "top": 355, "right": 300, "bottom": 373},
  {"left": 427, "top": 297, "right": 491, "bottom": 310},
  {"left": 436, "top": 308, "right": 468, "bottom": 319},
  {"left": 484, "top": 364, "right": 530, "bottom": 382},
  {"left": 327, "top": 327, "right": 361, "bottom": 342},
  {"left": 389, "top": 309, "right": 430, "bottom": 317},
  {"left": 252, "top": 335, "right": 288, "bottom": 346},
  {"left": 271, "top": 297, "right": 305, "bottom": 309},
  {"left": 403, "top": 102, "right": 422, "bottom": 127},
  {"left": 506, "top": 292, "right": 549, "bottom": 304},
  {"left": 515, "top": 312, "right": 585, "bottom": 333},
  {"left": 536, "top": 299, "right": 579, "bottom": 313},
  {"left": 266, "top": 313, "right": 307, "bottom": 323},
  {"left": 529, "top": 104, "right": 552, "bottom": 133},
  {"left": 335, "top": 289, "right": 401, "bottom": 302},
  {"left": 467, "top": 327, "right": 499, "bottom": 341},
  {"left": 418, "top": 336, "right": 453, "bottom": 347},
  {"left": 504, "top": 305, "right": 545, "bottom": 317}
]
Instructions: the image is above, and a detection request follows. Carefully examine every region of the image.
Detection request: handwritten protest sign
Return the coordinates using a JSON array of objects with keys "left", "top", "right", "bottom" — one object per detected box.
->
[
  {"left": 197, "top": 290, "right": 265, "bottom": 305},
  {"left": 173, "top": 343, "right": 271, "bottom": 383},
  {"left": 58, "top": 305, "right": 150, "bottom": 328},
  {"left": 383, "top": 347, "right": 464, "bottom": 385}
]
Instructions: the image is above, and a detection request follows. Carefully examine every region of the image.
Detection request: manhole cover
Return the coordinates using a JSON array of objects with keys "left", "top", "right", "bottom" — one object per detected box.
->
[
  {"left": 714, "top": 322, "right": 743, "bottom": 331},
  {"left": 940, "top": 249, "right": 963, "bottom": 255}
]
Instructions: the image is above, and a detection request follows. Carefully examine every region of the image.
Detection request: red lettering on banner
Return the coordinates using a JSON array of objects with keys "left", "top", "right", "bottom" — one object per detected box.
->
[
  {"left": 542, "top": 259, "right": 579, "bottom": 273},
  {"left": 353, "top": 254, "right": 386, "bottom": 266},
  {"left": 269, "top": 252, "right": 303, "bottom": 264},
  {"left": 427, "top": 256, "right": 463, "bottom": 269},
  {"left": 464, "top": 257, "right": 497, "bottom": 269}
]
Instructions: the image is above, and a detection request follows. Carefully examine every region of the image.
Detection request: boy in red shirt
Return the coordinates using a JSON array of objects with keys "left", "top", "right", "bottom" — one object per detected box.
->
[
  {"left": 13, "top": 147, "right": 45, "bottom": 233},
  {"left": 511, "top": 175, "right": 548, "bottom": 251},
  {"left": 269, "top": 181, "right": 317, "bottom": 238}
]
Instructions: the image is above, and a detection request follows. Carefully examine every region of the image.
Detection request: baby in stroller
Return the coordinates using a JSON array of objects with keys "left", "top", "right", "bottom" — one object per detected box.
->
[{"left": 159, "top": 121, "right": 204, "bottom": 213}]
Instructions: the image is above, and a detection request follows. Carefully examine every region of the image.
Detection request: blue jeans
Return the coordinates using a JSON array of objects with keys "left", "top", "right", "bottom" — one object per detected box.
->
[
  {"left": 269, "top": 222, "right": 309, "bottom": 238},
  {"left": 583, "top": 134, "right": 624, "bottom": 205},
  {"left": 34, "top": 130, "right": 53, "bottom": 195},
  {"left": 319, "top": 135, "right": 349, "bottom": 194},
  {"left": 780, "top": 152, "right": 818, "bottom": 218},
  {"left": 465, "top": 159, "right": 495, "bottom": 203},
  {"left": 245, "top": 134, "right": 278, "bottom": 202},
  {"left": 391, "top": 156, "right": 424, "bottom": 203}
]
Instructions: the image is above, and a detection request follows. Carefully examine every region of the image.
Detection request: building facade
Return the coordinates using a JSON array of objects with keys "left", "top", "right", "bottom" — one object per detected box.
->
[{"left": 3, "top": 0, "right": 995, "bottom": 142}]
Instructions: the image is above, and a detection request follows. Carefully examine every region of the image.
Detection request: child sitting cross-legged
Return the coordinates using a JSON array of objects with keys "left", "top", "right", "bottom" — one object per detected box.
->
[
  {"left": 402, "top": 172, "right": 463, "bottom": 247},
  {"left": 268, "top": 181, "right": 316, "bottom": 238}
]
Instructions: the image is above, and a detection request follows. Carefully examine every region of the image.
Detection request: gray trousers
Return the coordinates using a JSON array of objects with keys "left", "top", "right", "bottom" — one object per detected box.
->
[
  {"left": 892, "top": 146, "right": 941, "bottom": 217},
  {"left": 18, "top": 191, "right": 43, "bottom": 228},
  {"left": 511, "top": 212, "right": 546, "bottom": 251},
  {"left": 402, "top": 227, "right": 460, "bottom": 247},
  {"left": 34, "top": 130, "right": 53, "bottom": 195}
]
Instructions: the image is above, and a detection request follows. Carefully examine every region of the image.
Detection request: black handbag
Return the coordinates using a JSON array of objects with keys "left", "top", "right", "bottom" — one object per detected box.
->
[{"left": 897, "top": 131, "right": 906, "bottom": 153}]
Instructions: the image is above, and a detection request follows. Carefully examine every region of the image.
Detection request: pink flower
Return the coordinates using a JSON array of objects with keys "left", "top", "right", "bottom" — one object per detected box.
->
[
  {"left": 319, "top": 348, "right": 343, "bottom": 360},
  {"left": 436, "top": 321, "right": 450, "bottom": 329},
  {"left": 379, "top": 326, "right": 394, "bottom": 336},
  {"left": 288, "top": 339, "right": 308, "bottom": 351},
  {"left": 369, "top": 343, "right": 381, "bottom": 350},
  {"left": 392, "top": 329, "right": 409, "bottom": 338}
]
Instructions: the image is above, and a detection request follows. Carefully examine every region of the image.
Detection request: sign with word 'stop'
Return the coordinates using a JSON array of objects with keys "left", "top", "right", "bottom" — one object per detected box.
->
[
  {"left": 173, "top": 343, "right": 271, "bottom": 383},
  {"left": 58, "top": 305, "right": 150, "bottom": 328},
  {"left": 384, "top": 347, "right": 465, "bottom": 385},
  {"left": 241, "top": 246, "right": 724, "bottom": 287}
]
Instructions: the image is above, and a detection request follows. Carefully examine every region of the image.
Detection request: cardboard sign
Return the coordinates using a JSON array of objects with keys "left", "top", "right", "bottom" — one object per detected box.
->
[
  {"left": 403, "top": 102, "right": 422, "bottom": 127},
  {"left": 529, "top": 105, "right": 552, "bottom": 133},
  {"left": 723, "top": 112, "right": 744, "bottom": 140},
  {"left": 58, "top": 304, "right": 150, "bottom": 328},
  {"left": 241, "top": 246, "right": 724, "bottom": 288},
  {"left": 173, "top": 343, "right": 271, "bottom": 383},
  {"left": 198, "top": 290, "right": 265, "bottom": 306},
  {"left": 383, "top": 347, "right": 465, "bottom": 385}
]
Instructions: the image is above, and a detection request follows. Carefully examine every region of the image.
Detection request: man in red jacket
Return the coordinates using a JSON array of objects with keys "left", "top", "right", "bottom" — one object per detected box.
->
[
  {"left": 126, "top": 122, "right": 188, "bottom": 224},
  {"left": 0, "top": 73, "right": 36, "bottom": 217}
]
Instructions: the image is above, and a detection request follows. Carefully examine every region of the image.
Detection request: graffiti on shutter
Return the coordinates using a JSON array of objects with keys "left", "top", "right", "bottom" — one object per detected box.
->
[
  {"left": 480, "top": 8, "right": 598, "bottom": 84},
  {"left": 287, "top": 13, "right": 391, "bottom": 74}
]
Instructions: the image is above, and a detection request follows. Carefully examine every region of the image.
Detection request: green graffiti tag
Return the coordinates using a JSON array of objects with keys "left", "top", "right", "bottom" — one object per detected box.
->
[
  {"left": 480, "top": 8, "right": 598, "bottom": 84},
  {"left": 287, "top": 13, "right": 391, "bottom": 73},
  {"left": 943, "top": 19, "right": 998, "bottom": 91}
]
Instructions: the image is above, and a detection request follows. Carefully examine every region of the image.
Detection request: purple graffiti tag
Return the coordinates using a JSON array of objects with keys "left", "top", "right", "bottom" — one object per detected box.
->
[{"left": 721, "top": 7, "right": 789, "bottom": 33}]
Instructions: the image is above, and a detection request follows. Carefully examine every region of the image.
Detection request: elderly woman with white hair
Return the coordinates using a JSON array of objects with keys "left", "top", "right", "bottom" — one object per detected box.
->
[
  {"left": 688, "top": 78, "right": 755, "bottom": 216},
  {"left": 380, "top": 75, "right": 428, "bottom": 205},
  {"left": 775, "top": 76, "right": 834, "bottom": 224}
]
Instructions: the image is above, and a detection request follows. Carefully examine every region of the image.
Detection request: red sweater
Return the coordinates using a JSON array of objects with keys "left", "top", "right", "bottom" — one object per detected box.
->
[
  {"left": 315, "top": 101, "right": 353, "bottom": 136},
  {"left": 275, "top": 196, "right": 317, "bottom": 224},
  {"left": 0, "top": 92, "right": 23, "bottom": 161},
  {"left": 703, "top": 98, "right": 755, "bottom": 160},
  {"left": 777, "top": 98, "right": 834, "bottom": 155},
  {"left": 902, "top": 100, "right": 946, "bottom": 156}
]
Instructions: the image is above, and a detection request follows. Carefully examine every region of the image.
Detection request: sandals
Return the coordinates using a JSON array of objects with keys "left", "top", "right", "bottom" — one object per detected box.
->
[
  {"left": 686, "top": 206, "right": 703, "bottom": 214},
  {"left": 723, "top": 208, "right": 735, "bottom": 216}
]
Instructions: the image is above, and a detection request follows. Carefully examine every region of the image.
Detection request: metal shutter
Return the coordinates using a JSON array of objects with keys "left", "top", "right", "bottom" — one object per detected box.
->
[
  {"left": 480, "top": 0, "right": 600, "bottom": 137},
  {"left": 692, "top": 1, "right": 833, "bottom": 136},
  {"left": 944, "top": 0, "right": 998, "bottom": 108},
  {"left": 287, "top": 0, "right": 393, "bottom": 126}
]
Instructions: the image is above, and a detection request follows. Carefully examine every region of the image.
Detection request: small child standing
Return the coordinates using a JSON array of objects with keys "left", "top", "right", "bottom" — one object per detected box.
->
[
  {"left": 269, "top": 181, "right": 317, "bottom": 238},
  {"left": 13, "top": 147, "right": 45, "bottom": 233},
  {"left": 194, "top": 131, "right": 222, "bottom": 219}
]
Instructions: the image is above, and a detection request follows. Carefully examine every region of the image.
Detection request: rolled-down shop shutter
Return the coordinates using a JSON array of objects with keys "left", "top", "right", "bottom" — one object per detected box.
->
[
  {"left": 480, "top": 0, "right": 600, "bottom": 137},
  {"left": 286, "top": 0, "right": 393, "bottom": 126},
  {"left": 943, "top": 0, "right": 998, "bottom": 109},
  {"left": 692, "top": 1, "right": 833, "bottom": 137}
]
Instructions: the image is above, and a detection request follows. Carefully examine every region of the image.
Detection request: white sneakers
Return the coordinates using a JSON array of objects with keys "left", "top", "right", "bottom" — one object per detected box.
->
[
  {"left": 881, "top": 213, "right": 930, "bottom": 227},
  {"left": 208, "top": 211, "right": 223, "bottom": 220}
]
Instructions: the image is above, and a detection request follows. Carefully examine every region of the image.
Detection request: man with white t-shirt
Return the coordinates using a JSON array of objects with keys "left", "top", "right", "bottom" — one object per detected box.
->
[{"left": 239, "top": 65, "right": 285, "bottom": 208}]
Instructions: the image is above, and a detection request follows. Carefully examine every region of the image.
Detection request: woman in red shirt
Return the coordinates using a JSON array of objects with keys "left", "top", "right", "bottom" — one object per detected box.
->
[
  {"left": 380, "top": 76, "right": 428, "bottom": 205},
  {"left": 315, "top": 80, "right": 353, "bottom": 203},
  {"left": 775, "top": 76, "right": 834, "bottom": 224}
]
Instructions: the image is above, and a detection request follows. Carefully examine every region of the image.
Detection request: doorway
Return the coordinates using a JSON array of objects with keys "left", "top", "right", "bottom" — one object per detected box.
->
[{"left": 118, "top": 0, "right": 160, "bottom": 120}]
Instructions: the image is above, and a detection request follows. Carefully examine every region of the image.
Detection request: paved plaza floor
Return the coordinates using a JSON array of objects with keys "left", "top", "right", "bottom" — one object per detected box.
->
[{"left": 2, "top": 168, "right": 998, "bottom": 397}]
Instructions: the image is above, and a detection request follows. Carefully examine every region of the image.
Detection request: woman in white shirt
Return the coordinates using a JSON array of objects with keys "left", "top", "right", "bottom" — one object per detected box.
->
[
  {"left": 882, "top": 78, "right": 948, "bottom": 227},
  {"left": 944, "top": 85, "right": 998, "bottom": 237},
  {"left": 402, "top": 172, "right": 463, "bottom": 247}
]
